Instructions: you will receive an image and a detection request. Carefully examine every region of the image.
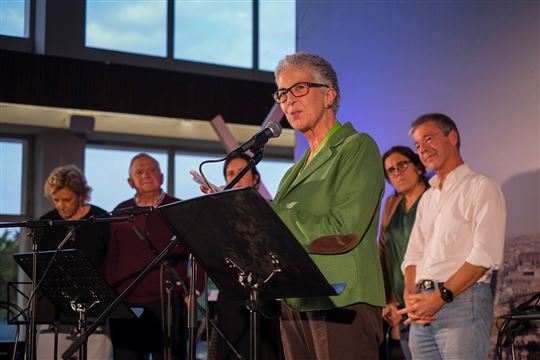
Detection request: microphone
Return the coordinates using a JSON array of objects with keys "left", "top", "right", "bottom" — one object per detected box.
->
[
  {"left": 110, "top": 206, "right": 155, "bottom": 216},
  {"left": 228, "top": 122, "right": 282, "bottom": 158}
]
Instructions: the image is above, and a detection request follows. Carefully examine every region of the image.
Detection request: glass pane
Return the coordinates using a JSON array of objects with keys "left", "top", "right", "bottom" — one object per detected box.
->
[
  {"left": 174, "top": 152, "right": 292, "bottom": 200},
  {"left": 257, "top": 158, "right": 293, "bottom": 197},
  {"left": 0, "top": 227, "right": 21, "bottom": 342},
  {"left": 85, "top": 147, "right": 168, "bottom": 211},
  {"left": 174, "top": 0, "right": 252, "bottom": 68},
  {"left": 259, "top": 0, "right": 295, "bottom": 72},
  {"left": 85, "top": 0, "right": 167, "bottom": 57},
  {"left": 0, "top": 0, "right": 27, "bottom": 38},
  {"left": 0, "top": 140, "right": 23, "bottom": 215},
  {"left": 175, "top": 153, "right": 226, "bottom": 201}
]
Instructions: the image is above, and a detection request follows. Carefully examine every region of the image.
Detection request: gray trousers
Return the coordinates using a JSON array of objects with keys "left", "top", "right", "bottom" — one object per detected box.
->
[{"left": 280, "top": 302, "right": 383, "bottom": 360}]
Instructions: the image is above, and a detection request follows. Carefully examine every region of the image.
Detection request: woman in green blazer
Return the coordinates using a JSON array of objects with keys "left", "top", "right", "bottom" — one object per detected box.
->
[{"left": 269, "top": 52, "right": 386, "bottom": 360}]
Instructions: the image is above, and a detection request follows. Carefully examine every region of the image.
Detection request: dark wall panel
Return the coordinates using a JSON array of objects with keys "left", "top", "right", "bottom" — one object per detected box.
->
[{"left": 0, "top": 49, "right": 281, "bottom": 126}]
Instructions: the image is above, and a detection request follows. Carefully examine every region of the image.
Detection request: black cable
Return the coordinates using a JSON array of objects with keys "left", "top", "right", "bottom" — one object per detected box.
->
[{"left": 198, "top": 156, "right": 227, "bottom": 191}]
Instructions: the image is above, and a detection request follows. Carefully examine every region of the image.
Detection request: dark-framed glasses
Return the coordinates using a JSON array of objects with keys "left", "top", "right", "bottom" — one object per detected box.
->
[
  {"left": 386, "top": 161, "right": 412, "bottom": 177},
  {"left": 273, "top": 82, "right": 330, "bottom": 104}
]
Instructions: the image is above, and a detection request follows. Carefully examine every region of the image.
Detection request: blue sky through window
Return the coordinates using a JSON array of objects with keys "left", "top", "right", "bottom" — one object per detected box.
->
[
  {"left": 174, "top": 0, "right": 252, "bottom": 68},
  {"left": 86, "top": 0, "right": 167, "bottom": 57},
  {"left": 259, "top": 0, "right": 296, "bottom": 71},
  {"left": 84, "top": 0, "right": 294, "bottom": 71},
  {"left": 0, "top": 0, "right": 27, "bottom": 37},
  {"left": 0, "top": 140, "right": 23, "bottom": 215}
]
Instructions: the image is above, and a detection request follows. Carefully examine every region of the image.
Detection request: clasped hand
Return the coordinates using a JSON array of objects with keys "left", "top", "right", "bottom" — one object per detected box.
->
[{"left": 397, "top": 290, "right": 445, "bottom": 325}]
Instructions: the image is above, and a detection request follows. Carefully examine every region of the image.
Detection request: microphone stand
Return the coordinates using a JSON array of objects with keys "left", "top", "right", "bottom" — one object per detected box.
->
[
  {"left": 61, "top": 215, "right": 243, "bottom": 360},
  {"left": 0, "top": 215, "right": 136, "bottom": 360},
  {"left": 215, "top": 147, "right": 265, "bottom": 359}
]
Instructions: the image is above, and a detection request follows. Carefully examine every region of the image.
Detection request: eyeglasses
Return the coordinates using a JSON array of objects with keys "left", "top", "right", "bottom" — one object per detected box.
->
[
  {"left": 414, "top": 131, "right": 445, "bottom": 150},
  {"left": 273, "top": 82, "right": 330, "bottom": 104},
  {"left": 385, "top": 161, "right": 412, "bottom": 177}
]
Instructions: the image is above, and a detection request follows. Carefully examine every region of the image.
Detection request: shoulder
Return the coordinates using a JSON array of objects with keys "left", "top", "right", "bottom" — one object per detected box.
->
[
  {"left": 40, "top": 209, "right": 60, "bottom": 220},
  {"left": 88, "top": 205, "right": 107, "bottom": 216},
  {"left": 384, "top": 193, "right": 402, "bottom": 209},
  {"left": 162, "top": 194, "right": 180, "bottom": 205},
  {"left": 382, "top": 194, "right": 402, "bottom": 221},
  {"left": 335, "top": 127, "right": 380, "bottom": 157},
  {"left": 114, "top": 198, "right": 135, "bottom": 210},
  {"left": 462, "top": 168, "right": 502, "bottom": 194}
]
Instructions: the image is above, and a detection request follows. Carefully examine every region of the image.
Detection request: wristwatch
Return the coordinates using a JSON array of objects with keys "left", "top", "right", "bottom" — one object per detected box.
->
[{"left": 440, "top": 285, "right": 454, "bottom": 303}]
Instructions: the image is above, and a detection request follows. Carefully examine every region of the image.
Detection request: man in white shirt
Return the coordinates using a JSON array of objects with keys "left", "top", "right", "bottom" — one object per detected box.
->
[{"left": 398, "top": 113, "right": 506, "bottom": 359}]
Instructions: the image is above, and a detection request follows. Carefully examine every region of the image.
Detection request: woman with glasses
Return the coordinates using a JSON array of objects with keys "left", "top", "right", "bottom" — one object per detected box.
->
[
  {"left": 269, "top": 52, "right": 386, "bottom": 359},
  {"left": 379, "top": 146, "right": 429, "bottom": 360}
]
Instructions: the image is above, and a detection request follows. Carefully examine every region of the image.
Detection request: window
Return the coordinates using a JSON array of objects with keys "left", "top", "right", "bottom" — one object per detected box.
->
[
  {"left": 175, "top": 152, "right": 226, "bottom": 200},
  {"left": 85, "top": 0, "right": 167, "bottom": 57},
  {"left": 256, "top": 158, "right": 291, "bottom": 196},
  {"left": 84, "top": 146, "right": 169, "bottom": 211},
  {"left": 259, "top": 0, "right": 296, "bottom": 71},
  {"left": 84, "top": 0, "right": 295, "bottom": 72},
  {"left": 0, "top": 227, "right": 21, "bottom": 342},
  {"left": 0, "top": 137, "right": 26, "bottom": 342},
  {"left": 174, "top": 1, "right": 252, "bottom": 68},
  {"left": 0, "top": 0, "right": 28, "bottom": 38},
  {"left": 0, "top": 139, "right": 25, "bottom": 215},
  {"left": 175, "top": 152, "right": 292, "bottom": 200}
]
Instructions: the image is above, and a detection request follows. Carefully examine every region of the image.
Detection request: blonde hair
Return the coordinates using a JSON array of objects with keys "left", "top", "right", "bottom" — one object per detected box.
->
[{"left": 44, "top": 165, "right": 92, "bottom": 202}]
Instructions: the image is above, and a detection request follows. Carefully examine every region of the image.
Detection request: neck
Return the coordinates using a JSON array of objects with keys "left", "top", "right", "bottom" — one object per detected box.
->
[
  {"left": 403, "top": 182, "right": 426, "bottom": 211},
  {"left": 303, "top": 115, "right": 336, "bottom": 158},
  {"left": 136, "top": 190, "right": 164, "bottom": 206},
  {"left": 65, "top": 204, "right": 90, "bottom": 220},
  {"left": 437, "top": 156, "right": 464, "bottom": 188}
]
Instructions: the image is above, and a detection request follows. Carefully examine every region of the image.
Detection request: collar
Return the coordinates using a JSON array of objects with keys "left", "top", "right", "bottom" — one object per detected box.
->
[
  {"left": 429, "top": 163, "right": 470, "bottom": 189},
  {"left": 135, "top": 190, "right": 166, "bottom": 207}
]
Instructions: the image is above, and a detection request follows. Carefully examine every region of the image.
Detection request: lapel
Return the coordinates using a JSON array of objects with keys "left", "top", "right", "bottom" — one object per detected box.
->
[{"left": 275, "top": 123, "right": 354, "bottom": 201}]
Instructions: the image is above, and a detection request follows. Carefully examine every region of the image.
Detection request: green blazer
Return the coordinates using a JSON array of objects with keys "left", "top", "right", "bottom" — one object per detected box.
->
[{"left": 269, "top": 122, "right": 386, "bottom": 311}]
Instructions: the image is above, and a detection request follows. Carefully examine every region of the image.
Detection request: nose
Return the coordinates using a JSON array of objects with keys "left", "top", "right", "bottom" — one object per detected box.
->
[
  {"left": 417, "top": 142, "right": 429, "bottom": 154},
  {"left": 282, "top": 91, "right": 296, "bottom": 105}
]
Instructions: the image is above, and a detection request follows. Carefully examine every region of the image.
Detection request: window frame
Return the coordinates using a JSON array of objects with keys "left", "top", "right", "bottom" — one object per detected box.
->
[
  {"left": 0, "top": 0, "right": 295, "bottom": 83},
  {"left": 0, "top": 134, "right": 32, "bottom": 220},
  {"left": 84, "top": 136, "right": 293, "bottom": 204},
  {"left": 0, "top": 0, "right": 34, "bottom": 52}
]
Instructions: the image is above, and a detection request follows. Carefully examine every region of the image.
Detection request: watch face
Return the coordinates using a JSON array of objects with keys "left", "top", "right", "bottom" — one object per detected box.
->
[{"left": 441, "top": 287, "right": 453, "bottom": 303}]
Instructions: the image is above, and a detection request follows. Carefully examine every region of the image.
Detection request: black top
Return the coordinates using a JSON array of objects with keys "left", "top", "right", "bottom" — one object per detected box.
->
[{"left": 39, "top": 205, "right": 109, "bottom": 273}]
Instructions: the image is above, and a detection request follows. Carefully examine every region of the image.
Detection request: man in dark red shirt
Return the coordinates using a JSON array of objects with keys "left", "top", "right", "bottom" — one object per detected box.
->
[{"left": 106, "top": 153, "right": 190, "bottom": 360}]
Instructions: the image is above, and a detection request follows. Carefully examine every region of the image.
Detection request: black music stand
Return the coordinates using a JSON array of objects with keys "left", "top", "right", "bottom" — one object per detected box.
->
[
  {"left": 13, "top": 249, "right": 135, "bottom": 360},
  {"left": 158, "top": 187, "right": 337, "bottom": 360}
]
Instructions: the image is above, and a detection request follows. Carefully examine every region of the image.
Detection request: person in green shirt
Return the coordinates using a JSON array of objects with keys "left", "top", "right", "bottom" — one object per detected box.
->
[
  {"left": 378, "top": 146, "right": 429, "bottom": 360},
  {"left": 268, "top": 51, "right": 386, "bottom": 359}
]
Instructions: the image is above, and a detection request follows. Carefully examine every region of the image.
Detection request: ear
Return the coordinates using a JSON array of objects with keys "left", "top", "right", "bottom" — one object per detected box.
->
[
  {"left": 159, "top": 173, "right": 164, "bottom": 185},
  {"left": 325, "top": 88, "right": 337, "bottom": 108},
  {"left": 128, "top": 177, "right": 135, "bottom": 189},
  {"left": 448, "top": 130, "right": 459, "bottom": 148}
]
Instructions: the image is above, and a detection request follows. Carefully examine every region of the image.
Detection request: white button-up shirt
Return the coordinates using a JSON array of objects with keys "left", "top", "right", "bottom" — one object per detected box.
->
[{"left": 402, "top": 164, "right": 506, "bottom": 284}]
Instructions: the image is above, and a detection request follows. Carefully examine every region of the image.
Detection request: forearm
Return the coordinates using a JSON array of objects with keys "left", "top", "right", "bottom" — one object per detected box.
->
[
  {"left": 444, "top": 262, "right": 488, "bottom": 296},
  {"left": 403, "top": 265, "right": 417, "bottom": 296}
]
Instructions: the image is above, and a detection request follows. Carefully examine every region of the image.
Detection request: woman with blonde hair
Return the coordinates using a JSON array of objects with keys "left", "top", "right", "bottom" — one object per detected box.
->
[{"left": 38, "top": 164, "right": 111, "bottom": 359}]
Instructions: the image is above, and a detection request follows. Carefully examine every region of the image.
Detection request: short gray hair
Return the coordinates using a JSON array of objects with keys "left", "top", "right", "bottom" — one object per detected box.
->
[
  {"left": 410, "top": 113, "right": 461, "bottom": 150},
  {"left": 129, "top": 153, "right": 162, "bottom": 177},
  {"left": 274, "top": 52, "right": 341, "bottom": 113}
]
